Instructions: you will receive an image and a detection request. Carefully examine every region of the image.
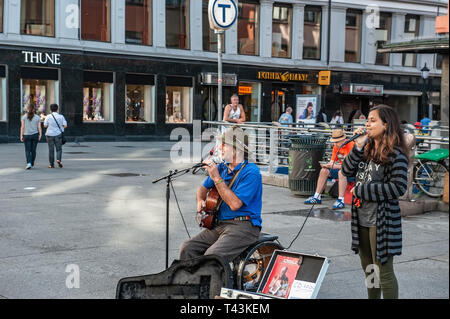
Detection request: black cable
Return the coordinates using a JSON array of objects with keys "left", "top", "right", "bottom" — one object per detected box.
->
[{"left": 283, "top": 141, "right": 344, "bottom": 251}]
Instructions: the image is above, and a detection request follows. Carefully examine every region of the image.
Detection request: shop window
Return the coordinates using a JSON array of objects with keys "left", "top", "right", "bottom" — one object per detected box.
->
[
  {"left": 0, "top": 0, "right": 3, "bottom": 33},
  {"left": 403, "top": 15, "right": 420, "bottom": 67},
  {"left": 83, "top": 71, "right": 114, "bottom": 122},
  {"left": 166, "top": 0, "right": 190, "bottom": 49},
  {"left": 126, "top": 74, "right": 155, "bottom": 123},
  {"left": 272, "top": 4, "right": 292, "bottom": 58},
  {"left": 202, "top": 0, "right": 224, "bottom": 52},
  {"left": 375, "top": 13, "right": 392, "bottom": 66},
  {"left": 166, "top": 77, "right": 192, "bottom": 123},
  {"left": 238, "top": 82, "right": 260, "bottom": 122},
  {"left": 21, "top": 79, "right": 59, "bottom": 121},
  {"left": 81, "top": 0, "right": 111, "bottom": 42},
  {"left": 238, "top": 2, "right": 259, "bottom": 56},
  {"left": 345, "top": 9, "right": 362, "bottom": 63},
  {"left": 126, "top": 0, "right": 152, "bottom": 45},
  {"left": 20, "top": 0, "right": 55, "bottom": 37},
  {"left": 303, "top": 6, "right": 322, "bottom": 60}
]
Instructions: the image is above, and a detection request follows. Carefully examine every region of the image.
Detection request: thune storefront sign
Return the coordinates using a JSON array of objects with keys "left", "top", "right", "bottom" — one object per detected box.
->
[
  {"left": 257, "top": 71, "right": 309, "bottom": 82},
  {"left": 22, "top": 51, "right": 61, "bottom": 65}
]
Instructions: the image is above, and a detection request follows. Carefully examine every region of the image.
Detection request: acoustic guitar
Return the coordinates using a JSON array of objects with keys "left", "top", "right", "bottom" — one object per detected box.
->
[{"left": 197, "top": 186, "right": 220, "bottom": 230}]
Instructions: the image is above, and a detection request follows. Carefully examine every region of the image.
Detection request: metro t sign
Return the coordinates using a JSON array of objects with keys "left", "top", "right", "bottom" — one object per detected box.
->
[{"left": 208, "top": 0, "right": 238, "bottom": 31}]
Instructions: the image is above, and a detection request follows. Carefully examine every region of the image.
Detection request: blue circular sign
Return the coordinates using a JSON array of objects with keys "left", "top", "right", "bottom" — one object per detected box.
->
[{"left": 209, "top": 0, "right": 238, "bottom": 30}]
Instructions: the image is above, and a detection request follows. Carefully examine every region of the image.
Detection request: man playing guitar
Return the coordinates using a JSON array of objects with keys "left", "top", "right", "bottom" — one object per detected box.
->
[{"left": 179, "top": 126, "right": 262, "bottom": 263}]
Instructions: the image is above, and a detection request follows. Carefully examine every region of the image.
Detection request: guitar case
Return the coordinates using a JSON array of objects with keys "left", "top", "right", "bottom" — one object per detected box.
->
[{"left": 116, "top": 255, "right": 233, "bottom": 299}]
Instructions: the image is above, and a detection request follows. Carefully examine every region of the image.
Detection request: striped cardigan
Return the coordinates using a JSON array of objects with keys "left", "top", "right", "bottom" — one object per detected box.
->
[{"left": 342, "top": 146, "right": 409, "bottom": 265}]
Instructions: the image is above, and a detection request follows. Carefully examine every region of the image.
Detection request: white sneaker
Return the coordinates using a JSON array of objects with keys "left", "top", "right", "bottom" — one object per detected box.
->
[{"left": 26, "top": 163, "right": 32, "bottom": 170}]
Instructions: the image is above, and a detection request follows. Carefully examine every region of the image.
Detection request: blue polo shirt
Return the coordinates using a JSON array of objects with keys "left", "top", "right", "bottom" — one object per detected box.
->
[{"left": 202, "top": 161, "right": 263, "bottom": 228}]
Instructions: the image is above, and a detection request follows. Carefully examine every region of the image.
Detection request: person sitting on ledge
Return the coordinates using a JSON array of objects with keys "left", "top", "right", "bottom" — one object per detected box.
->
[{"left": 304, "top": 129, "right": 354, "bottom": 210}]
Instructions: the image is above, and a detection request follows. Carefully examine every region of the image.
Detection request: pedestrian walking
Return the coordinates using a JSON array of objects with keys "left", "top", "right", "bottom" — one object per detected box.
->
[
  {"left": 341, "top": 104, "right": 408, "bottom": 299},
  {"left": 20, "top": 104, "right": 42, "bottom": 169},
  {"left": 44, "top": 104, "right": 67, "bottom": 168}
]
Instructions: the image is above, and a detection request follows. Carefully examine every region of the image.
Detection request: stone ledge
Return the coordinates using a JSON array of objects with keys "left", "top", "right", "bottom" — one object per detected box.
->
[
  {"left": 261, "top": 171, "right": 289, "bottom": 188},
  {"left": 400, "top": 199, "right": 448, "bottom": 217}
]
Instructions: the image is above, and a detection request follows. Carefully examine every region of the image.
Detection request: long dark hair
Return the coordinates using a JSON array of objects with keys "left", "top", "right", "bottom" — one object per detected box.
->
[
  {"left": 26, "top": 104, "right": 36, "bottom": 121},
  {"left": 364, "top": 104, "right": 408, "bottom": 164}
]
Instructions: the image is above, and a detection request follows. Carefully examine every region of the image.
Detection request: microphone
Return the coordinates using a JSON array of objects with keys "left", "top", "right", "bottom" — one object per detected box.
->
[
  {"left": 192, "top": 149, "right": 223, "bottom": 169},
  {"left": 341, "top": 128, "right": 367, "bottom": 147}
]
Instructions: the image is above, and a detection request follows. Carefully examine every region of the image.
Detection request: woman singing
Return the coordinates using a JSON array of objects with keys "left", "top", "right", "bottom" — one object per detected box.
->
[{"left": 341, "top": 105, "right": 408, "bottom": 299}]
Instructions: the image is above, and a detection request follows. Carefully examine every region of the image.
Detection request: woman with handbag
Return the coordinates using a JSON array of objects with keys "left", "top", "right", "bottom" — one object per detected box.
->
[
  {"left": 341, "top": 104, "right": 408, "bottom": 299},
  {"left": 43, "top": 104, "right": 67, "bottom": 168}
]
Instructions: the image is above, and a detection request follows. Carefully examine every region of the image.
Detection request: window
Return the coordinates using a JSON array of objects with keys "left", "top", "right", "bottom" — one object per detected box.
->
[
  {"left": 0, "top": 66, "right": 5, "bottom": 121},
  {"left": 238, "top": 82, "right": 260, "bottom": 122},
  {"left": 166, "top": 0, "right": 190, "bottom": 49},
  {"left": 272, "top": 4, "right": 292, "bottom": 58},
  {"left": 403, "top": 15, "right": 420, "bottom": 67},
  {"left": 20, "top": 0, "right": 55, "bottom": 37},
  {"left": 345, "top": 9, "right": 362, "bottom": 63},
  {"left": 0, "top": 0, "right": 3, "bottom": 33},
  {"left": 202, "top": 0, "right": 224, "bottom": 52},
  {"left": 83, "top": 71, "right": 114, "bottom": 122},
  {"left": 81, "top": 0, "right": 111, "bottom": 42},
  {"left": 303, "top": 6, "right": 322, "bottom": 60},
  {"left": 436, "top": 54, "right": 443, "bottom": 70},
  {"left": 375, "top": 13, "right": 392, "bottom": 66},
  {"left": 166, "top": 77, "right": 192, "bottom": 123},
  {"left": 20, "top": 67, "right": 59, "bottom": 121},
  {"left": 126, "top": 0, "right": 152, "bottom": 45},
  {"left": 238, "top": 2, "right": 259, "bottom": 56},
  {"left": 126, "top": 74, "right": 155, "bottom": 123}
]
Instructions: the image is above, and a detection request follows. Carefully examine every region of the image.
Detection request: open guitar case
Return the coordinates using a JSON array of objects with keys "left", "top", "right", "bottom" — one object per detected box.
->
[{"left": 116, "top": 255, "right": 233, "bottom": 299}]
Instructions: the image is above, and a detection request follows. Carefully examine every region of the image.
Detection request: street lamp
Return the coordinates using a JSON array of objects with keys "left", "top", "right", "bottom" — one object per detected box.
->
[
  {"left": 420, "top": 63, "right": 430, "bottom": 120},
  {"left": 421, "top": 63, "right": 430, "bottom": 80}
]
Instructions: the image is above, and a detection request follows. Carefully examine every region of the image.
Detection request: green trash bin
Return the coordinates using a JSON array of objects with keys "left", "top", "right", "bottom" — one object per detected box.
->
[{"left": 288, "top": 134, "right": 328, "bottom": 196}]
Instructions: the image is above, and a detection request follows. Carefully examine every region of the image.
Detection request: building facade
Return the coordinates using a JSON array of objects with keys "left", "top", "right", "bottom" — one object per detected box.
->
[{"left": 0, "top": 0, "right": 446, "bottom": 142}]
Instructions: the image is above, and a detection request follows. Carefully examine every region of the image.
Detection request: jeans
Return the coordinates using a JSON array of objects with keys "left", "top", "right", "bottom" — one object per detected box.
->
[
  {"left": 24, "top": 133, "right": 39, "bottom": 166},
  {"left": 47, "top": 134, "right": 63, "bottom": 165},
  {"left": 358, "top": 226, "right": 399, "bottom": 299}
]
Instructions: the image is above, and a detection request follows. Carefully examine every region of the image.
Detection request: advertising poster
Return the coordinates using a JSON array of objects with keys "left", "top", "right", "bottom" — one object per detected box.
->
[
  {"left": 36, "top": 85, "right": 46, "bottom": 114},
  {"left": 262, "top": 254, "right": 302, "bottom": 298},
  {"left": 296, "top": 95, "right": 319, "bottom": 122},
  {"left": 22, "top": 84, "right": 31, "bottom": 113}
]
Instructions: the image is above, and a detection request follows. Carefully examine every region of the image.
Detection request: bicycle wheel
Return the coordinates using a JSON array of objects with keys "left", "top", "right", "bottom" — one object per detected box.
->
[{"left": 413, "top": 160, "right": 449, "bottom": 198}]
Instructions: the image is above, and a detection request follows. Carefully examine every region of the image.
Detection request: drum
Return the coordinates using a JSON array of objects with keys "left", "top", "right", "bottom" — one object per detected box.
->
[{"left": 232, "top": 234, "right": 284, "bottom": 291}]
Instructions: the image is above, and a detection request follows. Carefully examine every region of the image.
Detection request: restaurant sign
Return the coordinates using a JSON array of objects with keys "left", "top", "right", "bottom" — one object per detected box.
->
[
  {"left": 341, "top": 83, "right": 384, "bottom": 96},
  {"left": 257, "top": 71, "right": 310, "bottom": 82}
]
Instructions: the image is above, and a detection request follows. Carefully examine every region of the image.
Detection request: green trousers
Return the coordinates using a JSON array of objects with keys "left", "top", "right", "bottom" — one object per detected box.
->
[{"left": 358, "top": 226, "right": 399, "bottom": 299}]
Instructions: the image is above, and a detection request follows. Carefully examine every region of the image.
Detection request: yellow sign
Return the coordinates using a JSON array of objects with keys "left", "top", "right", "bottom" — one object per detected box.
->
[
  {"left": 239, "top": 86, "right": 252, "bottom": 95},
  {"left": 318, "top": 71, "right": 331, "bottom": 86},
  {"left": 257, "top": 71, "right": 309, "bottom": 82}
]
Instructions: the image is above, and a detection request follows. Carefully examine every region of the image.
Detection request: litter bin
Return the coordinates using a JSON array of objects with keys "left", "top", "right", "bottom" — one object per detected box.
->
[{"left": 288, "top": 134, "right": 328, "bottom": 196}]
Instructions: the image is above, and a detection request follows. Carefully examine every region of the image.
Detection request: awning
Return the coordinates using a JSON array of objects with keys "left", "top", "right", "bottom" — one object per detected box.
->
[
  {"left": 383, "top": 90, "right": 423, "bottom": 96},
  {"left": 378, "top": 36, "right": 449, "bottom": 54}
]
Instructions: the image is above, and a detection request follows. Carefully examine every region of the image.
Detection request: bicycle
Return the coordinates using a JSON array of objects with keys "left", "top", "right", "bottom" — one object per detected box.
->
[{"left": 413, "top": 148, "right": 449, "bottom": 198}]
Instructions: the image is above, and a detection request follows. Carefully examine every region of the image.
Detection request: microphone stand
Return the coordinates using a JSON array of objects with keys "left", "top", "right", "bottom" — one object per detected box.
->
[{"left": 152, "top": 163, "right": 204, "bottom": 269}]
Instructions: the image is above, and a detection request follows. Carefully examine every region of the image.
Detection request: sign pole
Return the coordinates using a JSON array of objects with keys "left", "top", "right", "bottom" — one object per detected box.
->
[{"left": 216, "top": 30, "right": 224, "bottom": 122}]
